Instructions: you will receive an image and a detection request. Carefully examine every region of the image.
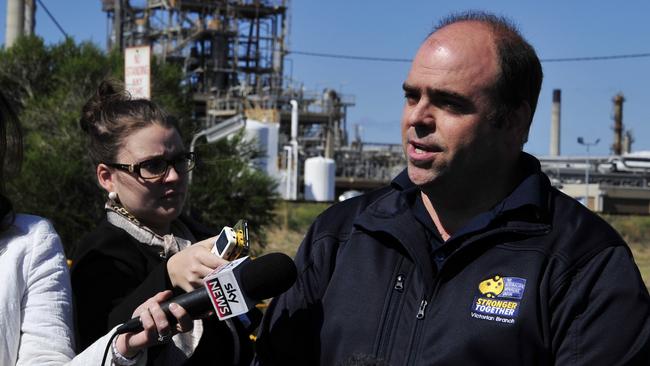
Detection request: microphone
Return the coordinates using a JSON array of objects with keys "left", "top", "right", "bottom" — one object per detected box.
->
[{"left": 115, "top": 252, "right": 297, "bottom": 334}]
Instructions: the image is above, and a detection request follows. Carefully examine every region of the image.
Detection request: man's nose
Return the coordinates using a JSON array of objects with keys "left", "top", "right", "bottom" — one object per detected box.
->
[{"left": 406, "top": 99, "right": 435, "bottom": 131}]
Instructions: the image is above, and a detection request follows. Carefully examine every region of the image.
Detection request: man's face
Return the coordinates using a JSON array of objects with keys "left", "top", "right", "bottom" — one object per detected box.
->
[{"left": 401, "top": 21, "right": 520, "bottom": 191}]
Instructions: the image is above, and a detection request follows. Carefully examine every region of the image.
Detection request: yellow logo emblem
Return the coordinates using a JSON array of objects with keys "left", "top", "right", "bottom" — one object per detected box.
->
[{"left": 478, "top": 275, "right": 504, "bottom": 298}]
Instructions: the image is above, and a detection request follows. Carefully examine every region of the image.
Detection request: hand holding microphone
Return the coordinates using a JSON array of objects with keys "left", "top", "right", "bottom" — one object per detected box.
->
[
  {"left": 117, "top": 252, "right": 297, "bottom": 334},
  {"left": 109, "top": 222, "right": 263, "bottom": 362},
  {"left": 115, "top": 290, "right": 193, "bottom": 358}
]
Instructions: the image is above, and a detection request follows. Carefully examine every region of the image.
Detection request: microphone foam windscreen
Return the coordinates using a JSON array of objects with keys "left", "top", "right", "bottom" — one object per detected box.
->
[{"left": 240, "top": 252, "right": 297, "bottom": 300}]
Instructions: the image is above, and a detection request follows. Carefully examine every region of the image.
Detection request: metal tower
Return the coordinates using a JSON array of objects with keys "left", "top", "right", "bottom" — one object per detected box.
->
[
  {"left": 102, "top": 0, "right": 288, "bottom": 125},
  {"left": 101, "top": 0, "right": 401, "bottom": 194}
]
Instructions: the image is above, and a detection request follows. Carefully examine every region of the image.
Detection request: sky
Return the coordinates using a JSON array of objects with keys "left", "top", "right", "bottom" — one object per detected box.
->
[{"left": 2, "top": 0, "right": 650, "bottom": 157}]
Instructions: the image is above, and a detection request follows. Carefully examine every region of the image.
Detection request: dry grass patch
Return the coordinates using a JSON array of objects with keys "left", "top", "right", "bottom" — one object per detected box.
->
[
  {"left": 264, "top": 227, "right": 305, "bottom": 259},
  {"left": 629, "top": 242, "right": 650, "bottom": 289}
]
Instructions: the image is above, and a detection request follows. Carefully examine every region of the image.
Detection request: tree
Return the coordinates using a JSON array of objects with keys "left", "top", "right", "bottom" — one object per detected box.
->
[
  {"left": 2, "top": 37, "right": 117, "bottom": 255},
  {"left": 190, "top": 133, "right": 279, "bottom": 251},
  {"left": 1, "top": 36, "right": 278, "bottom": 255}
]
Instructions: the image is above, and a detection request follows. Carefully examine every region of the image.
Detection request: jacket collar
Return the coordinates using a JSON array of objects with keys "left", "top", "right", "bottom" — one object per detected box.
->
[
  {"left": 354, "top": 153, "right": 551, "bottom": 271},
  {"left": 451, "top": 152, "right": 551, "bottom": 240},
  {"left": 391, "top": 153, "right": 547, "bottom": 210}
]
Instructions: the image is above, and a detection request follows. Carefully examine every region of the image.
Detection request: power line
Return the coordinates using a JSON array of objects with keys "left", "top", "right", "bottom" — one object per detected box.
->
[
  {"left": 289, "top": 49, "right": 650, "bottom": 63},
  {"left": 290, "top": 50, "right": 411, "bottom": 63},
  {"left": 542, "top": 53, "right": 650, "bottom": 62},
  {"left": 36, "top": 0, "right": 69, "bottom": 38}
]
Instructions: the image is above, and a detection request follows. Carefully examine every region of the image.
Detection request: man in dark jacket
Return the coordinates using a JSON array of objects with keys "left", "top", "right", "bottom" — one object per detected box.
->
[{"left": 255, "top": 11, "right": 650, "bottom": 365}]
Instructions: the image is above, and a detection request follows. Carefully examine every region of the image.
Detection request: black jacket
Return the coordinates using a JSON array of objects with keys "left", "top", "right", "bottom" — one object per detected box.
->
[
  {"left": 71, "top": 216, "right": 255, "bottom": 365},
  {"left": 256, "top": 160, "right": 650, "bottom": 365}
]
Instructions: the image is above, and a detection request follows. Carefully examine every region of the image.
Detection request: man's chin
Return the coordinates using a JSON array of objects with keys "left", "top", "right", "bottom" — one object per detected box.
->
[{"left": 407, "top": 165, "right": 440, "bottom": 186}]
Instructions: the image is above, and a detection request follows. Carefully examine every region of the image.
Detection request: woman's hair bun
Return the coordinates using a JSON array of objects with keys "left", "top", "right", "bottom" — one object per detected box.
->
[{"left": 79, "top": 80, "right": 129, "bottom": 134}]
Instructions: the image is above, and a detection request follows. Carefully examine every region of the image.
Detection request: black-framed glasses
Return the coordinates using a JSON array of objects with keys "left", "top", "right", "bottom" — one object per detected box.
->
[{"left": 105, "top": 152, "right": 196, "bottom": 180}]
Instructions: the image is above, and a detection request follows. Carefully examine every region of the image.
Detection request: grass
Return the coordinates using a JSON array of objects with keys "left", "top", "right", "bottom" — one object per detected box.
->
[
  {"left": 630, "top": 245, "right": 650, "bottom": 288},
  {"left": 262, "top": 201, "right": 331, "bottom": 258},
  {"left": 601, "top": 214, "right": 650, "bottom": 288},
  {"left": 261, "top": 204, "right": 650, "bottom": 289}
]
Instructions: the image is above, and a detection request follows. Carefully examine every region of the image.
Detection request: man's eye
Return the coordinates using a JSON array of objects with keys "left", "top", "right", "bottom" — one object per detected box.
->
[
  {"left": 438, "top": 99, "right": 468, "bottom": 114},
  {"left": 442, "top": 101, "right": 460, "bottom": 110},
  {"left": 404, "top": 93, "right": 419, "bottom": 105}
]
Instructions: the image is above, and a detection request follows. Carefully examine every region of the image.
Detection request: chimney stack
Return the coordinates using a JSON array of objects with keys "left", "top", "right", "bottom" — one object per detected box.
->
[
  {"left": 24, "top": 0, "right": 35, "bottom": 36},
  {"left": 550, "top": 89, "right": 561, "bottom": 156},
  {"left": 612, "top": 93, "right": 625, "bottom": 156},
  {"left": 5, "top": 0, "right": 25, "bottom": 48}
]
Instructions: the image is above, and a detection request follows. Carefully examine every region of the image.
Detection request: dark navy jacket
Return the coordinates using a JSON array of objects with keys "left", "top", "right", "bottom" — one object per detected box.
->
[{"left": 256, "top": 155, "right": 650, "bottom": 365}]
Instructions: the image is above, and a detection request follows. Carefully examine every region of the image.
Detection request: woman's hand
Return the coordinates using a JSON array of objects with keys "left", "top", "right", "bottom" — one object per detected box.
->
[
  {"left": 166, "top": 236, "right": 228, "bottom": 292},
  {"left": 115, "top": 290, "right": 193, "bottom": 358}
]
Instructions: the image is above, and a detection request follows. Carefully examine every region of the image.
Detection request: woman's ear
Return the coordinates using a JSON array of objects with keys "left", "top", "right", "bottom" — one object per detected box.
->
[{"left": 97, "top": 163, "right": 115, "bottom": 193}]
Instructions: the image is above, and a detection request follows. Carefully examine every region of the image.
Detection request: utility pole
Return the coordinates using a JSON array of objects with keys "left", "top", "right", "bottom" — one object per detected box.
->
[{"left": 577, "top": 137, "right": 600, "bottom": 208}]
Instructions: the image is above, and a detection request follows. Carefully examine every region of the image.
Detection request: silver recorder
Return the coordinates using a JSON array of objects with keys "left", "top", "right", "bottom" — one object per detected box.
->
[{"left": 211, "top": 219, "right": 249, "bottom": 260}]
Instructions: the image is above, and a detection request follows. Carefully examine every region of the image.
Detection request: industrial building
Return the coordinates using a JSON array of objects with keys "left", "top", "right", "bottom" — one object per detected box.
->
[
  {"left": 97, "top": 0, "right": 405, "bottom": 201},
  {"left": 5, "top": 1, "right": 650, "bottom": 213},
  {"left": 542, "top": 90, "right": 650, "bottom": 214}
]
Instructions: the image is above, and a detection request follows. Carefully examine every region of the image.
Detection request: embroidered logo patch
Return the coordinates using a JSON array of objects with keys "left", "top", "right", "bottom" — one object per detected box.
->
[{"left": 470, "top": 275, "right": 526, "bottom": 324}]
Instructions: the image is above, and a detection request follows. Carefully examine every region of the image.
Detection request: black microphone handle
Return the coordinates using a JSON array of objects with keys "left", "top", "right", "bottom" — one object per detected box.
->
[
  {"left": 114, "top": 252, "right": 297, "bottom": 335},
  {"left": 115, "top": 288, "right": 209, "bottom": 334}
]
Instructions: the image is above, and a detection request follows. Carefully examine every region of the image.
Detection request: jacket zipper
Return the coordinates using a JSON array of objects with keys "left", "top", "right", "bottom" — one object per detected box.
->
[
  {"left": 394, "top": 274, "right": 405, "bottom": 291},
  {"left": 416, "top": 299, "right": 428, "bottom": 319},
  {"left": 405, "top": 275, "right": 442, "bottom": 365},
  {"left": 375, "top": 267, "right": 408, "bottom": 359},
  {"left": 403, "top": 227, "right": 543, "bottom": 364},
  {"left": 405, "top": 295, "right": 430, "bottom": 365}
]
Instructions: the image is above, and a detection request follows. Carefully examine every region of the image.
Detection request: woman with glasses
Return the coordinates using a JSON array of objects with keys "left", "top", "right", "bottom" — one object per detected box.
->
[
  {"left": 0, "top": 89, "right": 194, "bottom": 365},
  {"left": 71, "top": 81, "right": 254, "bottom": 365}
]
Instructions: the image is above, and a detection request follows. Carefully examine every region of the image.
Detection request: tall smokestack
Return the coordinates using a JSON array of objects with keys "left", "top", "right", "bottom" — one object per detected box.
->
[
  {"left": 24, "top": 0, "right": 35, "bottom": 36},
  {"left": 550, "top": 89, "right": 561, "bottom": 156},
  {"left": 5, "top": 0, "right": 25, "bottom": 48},
  {"left": 612, "top": 93, "right": 625, "bottom": 156}
]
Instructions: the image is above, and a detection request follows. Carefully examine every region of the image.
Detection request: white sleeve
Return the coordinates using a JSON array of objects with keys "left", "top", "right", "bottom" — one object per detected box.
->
[
  {"left": 15, "top": 218, "right": 148, "bottom": 366},
  {"left": 15, "top": 219, "right": 76, "bottom": 365}
]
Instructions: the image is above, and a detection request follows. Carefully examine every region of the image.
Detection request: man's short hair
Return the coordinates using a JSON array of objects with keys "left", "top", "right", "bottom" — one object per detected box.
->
[{"left": 432, "top": 11, "right": 543, "bottom": 127}]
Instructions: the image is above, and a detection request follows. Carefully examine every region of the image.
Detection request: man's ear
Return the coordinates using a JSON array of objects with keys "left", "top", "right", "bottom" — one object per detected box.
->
[
  {"left": 508, "top": 101, "right": 532, "bottom": 147},
  {"left": 97, "top": 163, "right": 115, "bottom": 193}
]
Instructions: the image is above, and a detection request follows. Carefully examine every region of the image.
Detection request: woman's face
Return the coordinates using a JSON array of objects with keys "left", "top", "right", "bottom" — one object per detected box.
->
[{"left": 103, "top": 124, "right": 188, "bottom": 233}]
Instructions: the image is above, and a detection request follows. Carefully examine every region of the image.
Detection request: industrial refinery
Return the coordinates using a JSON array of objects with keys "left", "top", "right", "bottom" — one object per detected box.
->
[
  {"left": 97, "top": 0, "right": 405, "bottom": 201},
  {"left": 540, "top": 90, "right": 650, "bottom": 214},
  {"left": 5, "top": 0, "right": 650, "bottom": 214}
]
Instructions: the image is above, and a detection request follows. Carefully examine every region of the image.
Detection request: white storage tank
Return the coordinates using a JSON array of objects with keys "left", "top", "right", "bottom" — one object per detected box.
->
[
  {"left": 304, "top": 156, "right": 336, "bottom": 201},
  {"left": 244, "top": 119, "right": 279, "bottom": 179}
]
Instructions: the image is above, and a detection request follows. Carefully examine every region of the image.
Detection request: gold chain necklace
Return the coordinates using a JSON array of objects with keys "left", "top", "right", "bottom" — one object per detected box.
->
[{"left": 107, "top": 201, "right": 141, "bottom": 227}]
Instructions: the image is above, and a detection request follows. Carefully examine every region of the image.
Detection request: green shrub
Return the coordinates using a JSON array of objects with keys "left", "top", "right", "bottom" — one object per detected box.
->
[{"left": 1, "top": 36, "right": 278, "bottom": 256}]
